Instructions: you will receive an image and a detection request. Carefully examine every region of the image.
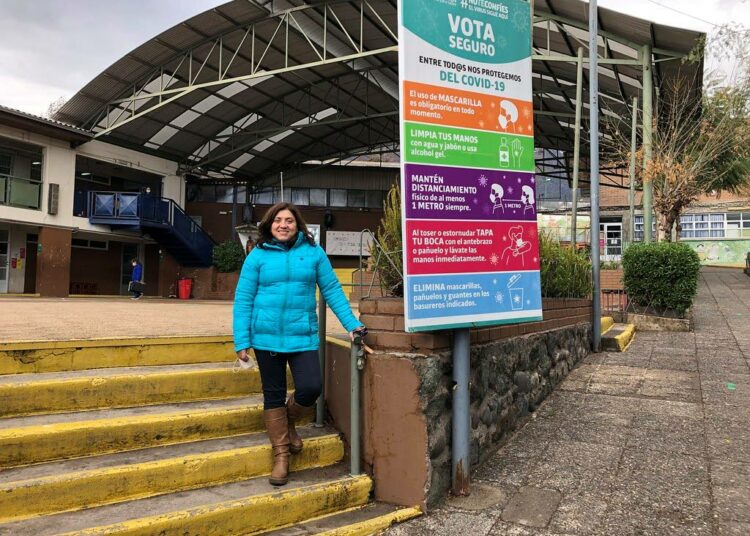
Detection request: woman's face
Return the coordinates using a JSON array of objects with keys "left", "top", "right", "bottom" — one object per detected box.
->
[{"left": 271, "top": 209, "right": 298, "bottom": 242}]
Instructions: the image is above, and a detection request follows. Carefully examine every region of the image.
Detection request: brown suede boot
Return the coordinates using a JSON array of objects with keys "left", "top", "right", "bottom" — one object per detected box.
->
[
  {"left": 263, "top": 407, "right": 291, "bottom": 486},
  {"left": 287, "top": 394, "right": 314, "bottom": 454}
]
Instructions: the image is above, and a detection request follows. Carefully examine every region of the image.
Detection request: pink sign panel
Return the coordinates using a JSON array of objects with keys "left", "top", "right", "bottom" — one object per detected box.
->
[{"left": 406, "top": 220, "right": 540, "bottom": 275}]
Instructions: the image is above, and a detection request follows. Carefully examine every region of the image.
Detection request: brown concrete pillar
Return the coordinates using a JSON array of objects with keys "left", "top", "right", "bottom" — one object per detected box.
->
[
  {"left": 36, "top": 227, "right": 72, "bottom": 297},
  {"left": 157, "top": 251, "right": 180, "bottom": 297}
]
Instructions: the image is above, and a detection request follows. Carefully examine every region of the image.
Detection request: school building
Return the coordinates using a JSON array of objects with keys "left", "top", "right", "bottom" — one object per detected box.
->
[{"left": 0, "top": 105, "right": 395, "bottom": 297}]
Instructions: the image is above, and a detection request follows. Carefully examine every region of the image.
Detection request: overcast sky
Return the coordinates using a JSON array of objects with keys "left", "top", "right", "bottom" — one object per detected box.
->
[{"left": 0, "top": 0, "right": 748, "bottom": 117}]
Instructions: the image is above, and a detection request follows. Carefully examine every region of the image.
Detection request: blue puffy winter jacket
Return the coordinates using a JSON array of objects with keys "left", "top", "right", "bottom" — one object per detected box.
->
[{"left": 233, "top": 232, "right": 361, "bottom": 352}]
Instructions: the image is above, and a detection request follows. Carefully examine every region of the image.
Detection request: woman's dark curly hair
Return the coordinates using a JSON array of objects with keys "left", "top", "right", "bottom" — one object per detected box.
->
[{"left": 256, "top": 202, "right": 316, "bottom": 249}]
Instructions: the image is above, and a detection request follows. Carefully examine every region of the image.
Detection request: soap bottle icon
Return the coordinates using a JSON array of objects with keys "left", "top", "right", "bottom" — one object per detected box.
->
[{"left": 498, "top": 138, "right": 510, "bottom": 167}]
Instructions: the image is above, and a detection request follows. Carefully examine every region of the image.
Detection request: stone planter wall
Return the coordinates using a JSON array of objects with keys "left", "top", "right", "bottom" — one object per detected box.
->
[
  {"left": 420, "top": 323, "right": 591, "bottom": 506},
  {"left": 359, "top": 297, "right": 591, "bottom": 354},
  {"left": 325, "top": 297, "right": 592, "bottom": 510},
  {"left": 626, "top": 310, "right": 694, "bottom": 332}
]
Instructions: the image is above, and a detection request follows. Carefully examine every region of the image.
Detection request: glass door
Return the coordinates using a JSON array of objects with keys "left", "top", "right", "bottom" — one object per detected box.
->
[
  {"left": 0, "top": 229, "right": 9, "bottom": 293},
  {"left": 599, "top": 223, "right": 623, "bottom": 262}
]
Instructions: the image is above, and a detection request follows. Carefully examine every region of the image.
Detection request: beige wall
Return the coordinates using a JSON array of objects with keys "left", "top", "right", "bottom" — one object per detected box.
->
[
  {"left": 162, "top": 175, "right": 185, "bottom": 206},
  {"left": 0, "top": 126, "right": 180, "bottom": 234}
]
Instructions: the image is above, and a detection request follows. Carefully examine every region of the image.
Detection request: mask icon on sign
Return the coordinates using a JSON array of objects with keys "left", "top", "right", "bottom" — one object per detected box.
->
[{"left": 490, "top": 184, "right": 504, "bottom": 214}]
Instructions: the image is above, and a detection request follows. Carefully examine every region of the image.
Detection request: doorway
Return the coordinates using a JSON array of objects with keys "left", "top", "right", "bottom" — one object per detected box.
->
[
  {"left": 600, "top": 222, "right": 623, "bottom": 262},
  {"left": 0, "top": 229, "right": 8, "bottom": 293}
]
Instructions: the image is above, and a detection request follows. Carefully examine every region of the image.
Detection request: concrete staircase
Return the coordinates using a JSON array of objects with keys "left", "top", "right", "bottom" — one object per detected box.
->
[
  {"left": 0, "top": 337, "right": 420, "bottom": 535},
  {"left": 600, "top": 316, "right": 636, "bottom": 352}
]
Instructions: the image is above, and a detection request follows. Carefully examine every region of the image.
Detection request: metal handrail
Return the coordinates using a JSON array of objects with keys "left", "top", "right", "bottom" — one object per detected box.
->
[
  {"left": 349, "top": 329, "right": 370, "bottom": 476},
  {"left": 315, "top": 235, "right": 391, "bottom": 475}
]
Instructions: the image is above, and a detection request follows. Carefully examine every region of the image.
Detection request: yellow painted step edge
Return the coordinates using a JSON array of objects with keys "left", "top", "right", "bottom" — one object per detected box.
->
[
  {"left": 600, "top": 316, "right": 615, "bottom": 335},
  {"left": 57, "top": 475, "right": 373, "bottom": 536},
  {"left": 0, "top": 365, "right": 288, "bottom": 418},
  {"left": 0, "top": 435, "right": 344, "bottom": 523},
  {"left": 614, "top": 324, "right": 636, "bottom": 352},
  {"left": 0, "top": 335, "right": 234, "bottom": 352},
  {"left": 0, "top": 403, "right": 277, "bottom": 467},
  {"left": 318, "top": 506, "right": 423, "bottom": 536},
  {"left": 0, "top": 340, "right": 237, "bottom": 375}
]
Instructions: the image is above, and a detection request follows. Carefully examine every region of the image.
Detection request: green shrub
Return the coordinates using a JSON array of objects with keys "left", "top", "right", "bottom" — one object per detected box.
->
[
  {"left": 600, "top": 260, "right": 621, "bottom": 270},
  {"left": 213, "top": 240, "right": 245, "bottom": 273},
  {"left": 539, "top": 233, "right": 592, "bottom": 298},
  {"left": 622, "top": 242, "right": 700, "bottom": 316},
  {"left": 371, "top": 185, "right": 404, "bottom": 296}
]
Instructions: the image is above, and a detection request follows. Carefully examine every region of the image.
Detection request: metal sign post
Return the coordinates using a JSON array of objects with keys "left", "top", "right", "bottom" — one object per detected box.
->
[
  {"left": 451, "top": 328, "right": 471, "bottom": 495},
  {"left": 589, "top": 0, "right": 601, "bottom": 352}
]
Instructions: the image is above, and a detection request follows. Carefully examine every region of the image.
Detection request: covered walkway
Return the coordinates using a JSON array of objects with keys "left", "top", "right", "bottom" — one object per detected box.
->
[{"left": 386, "top": 267, "right": 750, "bottom": 535}]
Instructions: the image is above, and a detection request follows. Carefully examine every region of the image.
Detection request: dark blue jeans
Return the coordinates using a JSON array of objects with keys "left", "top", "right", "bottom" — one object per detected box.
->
[{"left": 254, "top": 349, "right": 322, "bottom": 410}]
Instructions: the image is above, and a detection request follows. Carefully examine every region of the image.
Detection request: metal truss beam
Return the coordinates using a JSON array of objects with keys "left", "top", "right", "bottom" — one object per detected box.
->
[
  {"left": 92, "top": 1, "right": 398, "bottom": 139},
  {"left": 187, "top": 110, "right": 398, "bottom": 172},
  {"left": 533, "top": 12, "right": 686, "bottom": 58},
  {"left": 182, "top": 65, "right": 396, "bottom": 169}
]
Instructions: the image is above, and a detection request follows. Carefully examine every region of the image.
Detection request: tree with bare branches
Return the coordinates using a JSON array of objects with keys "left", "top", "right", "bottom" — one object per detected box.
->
[{"left": 604, "top": 25, "right": 750, "bottom": 241}]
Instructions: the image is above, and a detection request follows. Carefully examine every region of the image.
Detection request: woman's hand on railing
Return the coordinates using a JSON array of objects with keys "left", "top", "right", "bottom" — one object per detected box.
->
[
  {"left": 350, "top": 326, "right": 373, "bottom": 354},
  {"left": 349, "top": 326, "right": 367, "bottom": 341}
]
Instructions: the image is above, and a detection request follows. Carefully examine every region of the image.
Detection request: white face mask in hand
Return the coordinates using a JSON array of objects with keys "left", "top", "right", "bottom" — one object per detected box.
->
[{"left": 233, "top": 356, "right": 258, "bottom": 373}]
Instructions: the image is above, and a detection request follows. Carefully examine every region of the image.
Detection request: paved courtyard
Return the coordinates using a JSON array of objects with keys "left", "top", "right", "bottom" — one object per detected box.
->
[
  {"left": 386, "top": 268, "right": 750, "bottom": 536},
  {"left": 0, "top": 296, "right": 352, "bottom": 342}
]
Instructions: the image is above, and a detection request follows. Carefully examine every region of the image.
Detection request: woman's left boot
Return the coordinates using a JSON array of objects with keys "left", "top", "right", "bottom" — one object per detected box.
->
[{"left": 287, "top": 394, "right": 314, "bottom": 454}]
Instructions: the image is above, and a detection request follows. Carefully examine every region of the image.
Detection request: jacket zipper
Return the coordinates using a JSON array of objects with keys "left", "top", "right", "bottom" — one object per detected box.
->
[{"left": 279, "top": 246, "right": 291, "bottom": 342}]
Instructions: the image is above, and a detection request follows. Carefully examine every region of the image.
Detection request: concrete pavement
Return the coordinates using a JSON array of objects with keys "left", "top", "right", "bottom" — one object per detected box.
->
[
  {"left": 385, "top": 268, "right": 750, "bottom": 536},
  {"left": 0, "top": 296, "right": 353, "bottom": 342}
]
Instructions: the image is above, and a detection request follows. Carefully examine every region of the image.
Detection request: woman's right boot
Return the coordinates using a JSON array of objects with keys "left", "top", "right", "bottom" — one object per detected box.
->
[{"left": 263, "top": 407, "right": 291, "bottom": 486}]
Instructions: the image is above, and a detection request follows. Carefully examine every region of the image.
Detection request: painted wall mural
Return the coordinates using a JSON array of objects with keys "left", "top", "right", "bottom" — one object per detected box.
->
[
  {"left": 537, "top": 214, "right": 591, "bottom": 243},
  {"left": 685, "top": 240, "right": 750, "bottom": 265}
]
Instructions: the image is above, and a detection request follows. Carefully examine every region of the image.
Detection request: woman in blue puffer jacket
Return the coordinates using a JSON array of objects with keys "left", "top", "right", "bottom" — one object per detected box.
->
[{"left": 233, "top": 202, "right": 364, "bottom": 486}]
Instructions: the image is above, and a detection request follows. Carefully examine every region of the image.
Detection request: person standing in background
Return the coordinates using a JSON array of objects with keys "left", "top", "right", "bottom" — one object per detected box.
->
[{"left": 129, "top": 258, "right": 143, "bottom": 300}]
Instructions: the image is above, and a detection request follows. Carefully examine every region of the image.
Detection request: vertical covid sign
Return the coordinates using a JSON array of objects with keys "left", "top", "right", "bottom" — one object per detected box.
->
[{"left": 399, "top": 0, "right": 541, "bottom": 332}]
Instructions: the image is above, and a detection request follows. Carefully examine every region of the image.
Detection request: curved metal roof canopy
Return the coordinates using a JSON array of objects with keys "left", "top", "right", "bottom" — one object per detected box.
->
[{"left": 56, "top": 0, "right": 704, "bottom": 184}]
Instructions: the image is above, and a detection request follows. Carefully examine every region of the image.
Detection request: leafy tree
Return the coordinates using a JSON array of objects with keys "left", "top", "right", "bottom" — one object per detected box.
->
[{"left": 45, "top": 96, "right": 68, "bottom": 119}]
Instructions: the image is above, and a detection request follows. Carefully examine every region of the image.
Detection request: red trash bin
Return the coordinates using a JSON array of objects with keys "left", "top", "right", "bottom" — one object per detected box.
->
[{"left": 178, "top": 278, "right": 193, "bottom": 300}]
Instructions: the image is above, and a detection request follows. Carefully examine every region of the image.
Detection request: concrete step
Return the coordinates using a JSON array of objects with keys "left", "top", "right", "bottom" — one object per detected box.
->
[
  {"left": 0, "top": 361, "right": 282, "bottom": 418},
  {"left": 0, "top": 336, "right": 236, "bottom": 375},
  {"left": 0, "top": 395, "right": 299, "bottom": 467},
  {"left": 601, "top": 322, "right": 636, "bottom": 352},
  {"left": 265, "top": 503, "right": 422, "bottom": 535},
  {"left": 0, "top": 467, "right": 372, "bottom": 536},
  {"left": 0, "top": 427, "right": 343, "bottom": 523}
]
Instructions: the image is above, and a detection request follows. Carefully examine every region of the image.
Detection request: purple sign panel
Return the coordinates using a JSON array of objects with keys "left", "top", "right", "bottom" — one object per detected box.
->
[{"left": 404, "top": 163, "right": 537, "bottom": 221}]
